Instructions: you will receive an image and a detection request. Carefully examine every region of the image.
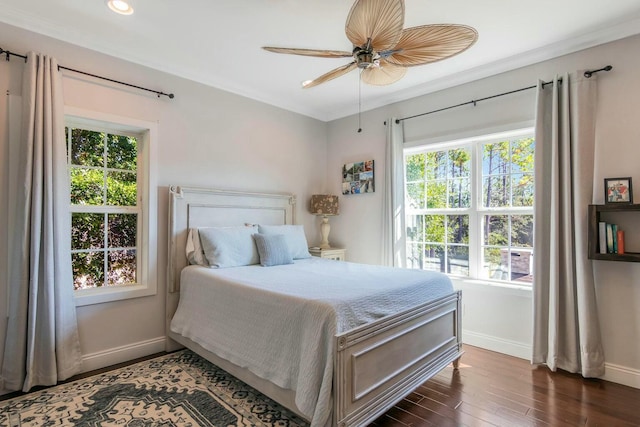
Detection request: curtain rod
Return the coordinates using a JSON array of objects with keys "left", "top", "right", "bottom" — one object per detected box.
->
[
  {"left": 1, "top": 46, "right": 175, "bottom": 99},
  {"left": 390, "top": 65, "right": 612, "bottom": 124}
]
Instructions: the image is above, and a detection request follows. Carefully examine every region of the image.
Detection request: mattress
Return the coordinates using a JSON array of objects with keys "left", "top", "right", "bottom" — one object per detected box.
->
[{"left": 170, "top": 257, "right": 454, "bottom": 426}]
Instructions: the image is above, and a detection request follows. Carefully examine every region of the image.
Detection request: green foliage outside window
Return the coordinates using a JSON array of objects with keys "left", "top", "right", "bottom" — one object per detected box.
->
[
  {"left": 68, "top": 128, "right": 139, "bottom": 290},
  {"left": 405, "top": 148, "right": 471, "bottom": 274},
  {"left": 481, "top": 137, "right": 534, "bottom": 281},
  {"left": 405, "top": 135, "right": 535, "bottom": 283}
]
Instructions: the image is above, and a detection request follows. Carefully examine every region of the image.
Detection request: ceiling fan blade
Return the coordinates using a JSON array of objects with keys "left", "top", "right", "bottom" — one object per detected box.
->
[
  {"left": 262, "top": 47, "right": 353, "bottom": 58},
  {"left": 361, "top": 59, "right": 407, "bottom": 85},
  {"left": 345, "top": 0, "right": 404, "bottom": 51},
  {"left": 384, "top": 24, "right": 478, "bottom": 67},
  {"left": 303, "top": 62, "right": 358, "bottom": 88}
]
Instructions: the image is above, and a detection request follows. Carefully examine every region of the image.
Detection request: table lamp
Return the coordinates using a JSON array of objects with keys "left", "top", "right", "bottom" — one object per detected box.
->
[{"left": 310, "top": 194, "right": 339, "bottom": 249}]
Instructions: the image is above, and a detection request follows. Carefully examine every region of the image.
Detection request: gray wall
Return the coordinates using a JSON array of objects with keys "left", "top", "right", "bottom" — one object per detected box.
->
[
  {"left": 0, "top": 22, "right": 328, "bottom": 393},
  {"left": 1, "top": 22, "right": 639, "bottom": 394},
  {"left": 327, "top": 34, "right": 640, "bottom": 388}
]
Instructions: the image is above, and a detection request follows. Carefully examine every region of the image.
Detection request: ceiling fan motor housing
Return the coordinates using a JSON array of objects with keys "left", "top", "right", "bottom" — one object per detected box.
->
[{"left": 353, "top": 46, "right": 378, "bottom": 68}]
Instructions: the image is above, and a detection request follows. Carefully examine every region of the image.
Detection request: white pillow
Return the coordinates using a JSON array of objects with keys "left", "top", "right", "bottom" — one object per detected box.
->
[
  {"left": 258, "top": 224, "right": 311, "bottom": 259},
  {"left": 185, "top": 228, "right": 208, "bottom": 266},
  {"left": 198, "top": 225, "right": 260, "bottom": 268}
]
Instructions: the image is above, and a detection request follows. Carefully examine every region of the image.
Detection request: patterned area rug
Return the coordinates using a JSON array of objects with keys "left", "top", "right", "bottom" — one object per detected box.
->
[{"left": 0, "top": 350, "right": 309, "bottom": 426}]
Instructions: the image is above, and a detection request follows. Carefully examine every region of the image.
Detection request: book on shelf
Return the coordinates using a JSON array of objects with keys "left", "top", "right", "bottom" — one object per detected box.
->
[
  {"left": 601, "top": 222, "right": 626, "bottom": 254},
  {"left": 617, "top": 229, "right": 625, "bottom": 254},
  {"left": 606, "top": 223, "right": 615, "bottom": 254}
]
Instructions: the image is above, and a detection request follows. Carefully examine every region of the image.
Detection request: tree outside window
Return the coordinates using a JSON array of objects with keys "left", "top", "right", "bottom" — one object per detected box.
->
[
  {"left": 67, "top": 127, "right": 140, "bottom": 290},
  {"left": 405, "top": 132, "right": 534, "bottom": 284},
  {"left": 481, "top": 137, "right": 534, "bottom": 282},
  {"left": 406, "top": 148, "right": 471, "bottom": 275}
]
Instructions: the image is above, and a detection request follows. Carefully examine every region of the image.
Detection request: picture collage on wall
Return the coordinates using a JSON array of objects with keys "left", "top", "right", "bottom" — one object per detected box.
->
[{"left": 342, "top": 160, "right": 374, "bottom": 195}]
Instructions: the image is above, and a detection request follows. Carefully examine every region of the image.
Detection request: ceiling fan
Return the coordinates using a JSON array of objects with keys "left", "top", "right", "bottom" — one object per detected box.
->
[{"left": 263, "top": 0, "right": 478, "bottom": 89}]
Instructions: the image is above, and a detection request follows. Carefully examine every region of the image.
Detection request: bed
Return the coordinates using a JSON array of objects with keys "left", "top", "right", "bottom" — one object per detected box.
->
[{"left": 166, "top": 186, "right": 463, "bottom": 427}]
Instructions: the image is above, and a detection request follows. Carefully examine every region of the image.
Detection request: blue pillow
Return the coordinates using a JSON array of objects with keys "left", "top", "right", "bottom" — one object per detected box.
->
[
  {"left": 258, "top": 225, "right": 311, "bottom": 259},
  {"left": 253, "top": 234, "right": 294, "bottom": 267}
]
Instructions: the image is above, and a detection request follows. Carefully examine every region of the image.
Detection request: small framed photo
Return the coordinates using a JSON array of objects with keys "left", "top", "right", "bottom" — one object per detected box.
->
[{"left": 604, "top": 177, "right": 633, "bottom": 204}]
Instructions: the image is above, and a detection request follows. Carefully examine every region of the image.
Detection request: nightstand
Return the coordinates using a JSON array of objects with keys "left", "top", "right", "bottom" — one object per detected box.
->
[{"left": 308, "top": 247, "right": 346, "bottom": 261}]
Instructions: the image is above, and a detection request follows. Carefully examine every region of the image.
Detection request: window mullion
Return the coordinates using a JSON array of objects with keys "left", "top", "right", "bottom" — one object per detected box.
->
[
  {"left": 469, "top": 141, "right": 481, "bottom": 279},
  {"left": 103, "top": 212, "right": 109, "bottom": 287},
  {"left": 509, "top": 140, "right": 514, "bottom": 209},
  {"left": 508, "top": 215, "right": 513, "bottom": 280},
  {"left": 67, "top": 128, "right": 71, "bottom": 169},
  {"left": 136, "top": 144, "right": 143, "bottom": 283}
]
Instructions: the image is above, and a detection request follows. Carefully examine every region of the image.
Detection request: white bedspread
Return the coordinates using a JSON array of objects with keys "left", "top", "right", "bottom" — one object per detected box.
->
[{"left": 170, "top": 257, "right": 454, "bottom": 426}]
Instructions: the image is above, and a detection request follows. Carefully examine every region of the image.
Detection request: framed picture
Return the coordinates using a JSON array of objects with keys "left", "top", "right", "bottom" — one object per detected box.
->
[
  {"left": 342, "top": 160, "right": 374, "bottom": 194},
  {"left": 604, "top": 177, "right": 633, "bottom": 204}
]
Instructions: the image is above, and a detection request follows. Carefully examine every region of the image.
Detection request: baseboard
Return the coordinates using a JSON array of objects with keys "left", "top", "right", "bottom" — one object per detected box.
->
[
  {"left": 462, "top": 329, "right": 531, "bottom": 360},
  {"left": 603, "top": 362, "right": 640, "bottom": 389},
  {"left": 81, "top": 336, "right": 166, "bottom": 373},
  {"left": 463, "top": 330, "right": 640, "bottom": 390}
]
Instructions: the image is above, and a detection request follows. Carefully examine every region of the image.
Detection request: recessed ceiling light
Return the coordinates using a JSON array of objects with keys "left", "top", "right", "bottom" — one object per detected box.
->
[{"left": 106, "top": 0, "right": 134, "bottom": 15}]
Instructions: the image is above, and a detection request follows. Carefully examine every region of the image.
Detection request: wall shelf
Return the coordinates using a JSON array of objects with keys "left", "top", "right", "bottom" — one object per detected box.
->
[{"left": 588, "top": 204, "right": 640, "bottom": 262}]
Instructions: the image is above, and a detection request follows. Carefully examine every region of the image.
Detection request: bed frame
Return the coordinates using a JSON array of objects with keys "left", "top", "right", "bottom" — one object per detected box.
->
[{"left": 166, "top": 186, "right": 463, "bottom": 427}]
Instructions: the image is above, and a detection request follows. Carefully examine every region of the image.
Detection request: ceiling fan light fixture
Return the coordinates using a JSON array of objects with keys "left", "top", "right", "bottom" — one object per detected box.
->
[{"left": 106, "top": 0, "right": 134, "bottom": 15}]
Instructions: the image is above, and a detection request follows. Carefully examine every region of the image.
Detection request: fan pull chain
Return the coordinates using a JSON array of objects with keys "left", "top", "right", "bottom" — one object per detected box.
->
[{"left": 357, "top": 69, "right": 363, "bottom": 133}]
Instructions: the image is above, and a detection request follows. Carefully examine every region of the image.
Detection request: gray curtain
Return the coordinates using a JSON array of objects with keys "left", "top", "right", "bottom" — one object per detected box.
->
[
  {"left": 532, "top": 72, "right": 605, "bottom": 377},
  {"left": 1, "top": 52, "right": 82, "bottom": 392},
  {"left": 381, "top": 118, "right": 406, "bottom": 267}
]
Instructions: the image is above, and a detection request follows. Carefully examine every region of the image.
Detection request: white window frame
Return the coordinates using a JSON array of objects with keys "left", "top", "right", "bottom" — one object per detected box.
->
[
  {"left": 405, "top": 144, "right": 473, "bottom": 274},
  {"left": 404, "top": 125, "right": 534, "bottom": 285},
  {"left": 66, "top": 106, "right": 158, "bottom": 306}
]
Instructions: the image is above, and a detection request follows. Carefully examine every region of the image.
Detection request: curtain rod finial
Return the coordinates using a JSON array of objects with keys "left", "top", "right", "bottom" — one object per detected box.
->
[{"left": 584, "top": 65, "right": 613, "bottom": 78}]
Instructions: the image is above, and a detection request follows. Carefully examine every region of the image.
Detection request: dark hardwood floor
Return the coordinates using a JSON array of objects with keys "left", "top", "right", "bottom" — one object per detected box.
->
[
  {"left": 3, "top": 345, "right": 639, "bottom": 426},
  {"left": 372, "top": 345, "right": 640, "bottom": 427}
]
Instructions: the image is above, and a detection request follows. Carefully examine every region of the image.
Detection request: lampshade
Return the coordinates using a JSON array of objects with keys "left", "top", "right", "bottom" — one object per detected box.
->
[{"left": 310, "top": 194, "right": 339, "bottom": 216}]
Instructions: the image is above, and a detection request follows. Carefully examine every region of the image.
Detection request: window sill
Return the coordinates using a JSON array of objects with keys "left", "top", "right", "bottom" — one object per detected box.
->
[
  {"left": 449, "top": 277, "right": 532, "bottom": 297},
  {"left": 74, "top": 283, "right": 156, "bottom": 307}
]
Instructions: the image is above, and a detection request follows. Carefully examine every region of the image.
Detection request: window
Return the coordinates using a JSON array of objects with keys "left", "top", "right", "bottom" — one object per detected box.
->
[
  {"left": 404, "top": 129, "right": 534, "bottom": 284},
  {"left": 66, "top": 108, "right": 157, "bottom": 305},
  {"left": 68, "top": 126, "right": 139, "bottom": 289}
]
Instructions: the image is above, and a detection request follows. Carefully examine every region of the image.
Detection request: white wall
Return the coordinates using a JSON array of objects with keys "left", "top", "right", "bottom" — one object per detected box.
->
[
  {"left": 0, "top": 21, "right": 328, "bottom": 391},
  {"left": 327, "top": 34, "right": 640, "bottom": 388}
]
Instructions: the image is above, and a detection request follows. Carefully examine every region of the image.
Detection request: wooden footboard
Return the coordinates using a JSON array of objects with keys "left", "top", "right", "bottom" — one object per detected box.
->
[{"left": 333, "top": 290, "right": 462, "bottom": 427}]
